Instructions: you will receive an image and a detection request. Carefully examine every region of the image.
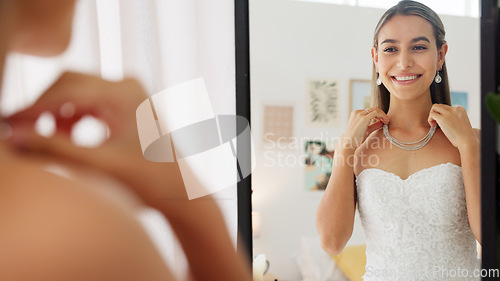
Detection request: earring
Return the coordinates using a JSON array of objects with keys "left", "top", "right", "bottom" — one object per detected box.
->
[
  {"left": 376, "top": 74, "right": 382, "bottom": 86},
  {"left": 435, "top": 71, "right": 442, "bottom": 84}
]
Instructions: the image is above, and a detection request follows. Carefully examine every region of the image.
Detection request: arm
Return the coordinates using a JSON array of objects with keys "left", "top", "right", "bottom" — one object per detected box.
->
[
  {"left": 6, "top": 73, "right": 252, "bottom": 281},
  {"left": 118, "top": 162, "right": 251, "bottom": 281},
  {"left": 316, "top": 106, "right": 389, "bottom": 255},
  {"left": 316, "top": 143, "right": 357, "bottom": 255},
  {"left": 428, "top": 105, "right": 481, "bottom": 243},
  {"left": 460, "top": 128, "right": 481, "bottom": 244}
]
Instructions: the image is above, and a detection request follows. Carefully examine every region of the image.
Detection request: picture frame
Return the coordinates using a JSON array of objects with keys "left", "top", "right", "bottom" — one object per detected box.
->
[
  {"left": 450, "top": 91, "right": 469, "bottom": 111},
  {"left": 349, "top": 79, "right": 372, "bottom": 114},
  {"left": 262, "top": 103, "right": 294, "bottom": 144},
  {"left": 306, "top": 78, "right": 340, "bottom": 127},
  {"left": 304, "top": 140, "right": 335, "bottom": 191}
]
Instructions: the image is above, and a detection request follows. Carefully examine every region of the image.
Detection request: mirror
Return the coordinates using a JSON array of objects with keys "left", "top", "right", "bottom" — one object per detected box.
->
[{"left": 249, "top": 0, "right": 481, "bottom": 279}]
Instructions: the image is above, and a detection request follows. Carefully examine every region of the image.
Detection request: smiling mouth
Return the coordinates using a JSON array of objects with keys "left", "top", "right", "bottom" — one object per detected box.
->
[{"left": 391, "top": 75, "right": 422, "bottom": 82}]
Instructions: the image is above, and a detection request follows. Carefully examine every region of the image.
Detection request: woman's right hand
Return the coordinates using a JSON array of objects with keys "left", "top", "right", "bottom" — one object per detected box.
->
[{"left": 339, "top": 106, "right": 390, "bottom": 151}]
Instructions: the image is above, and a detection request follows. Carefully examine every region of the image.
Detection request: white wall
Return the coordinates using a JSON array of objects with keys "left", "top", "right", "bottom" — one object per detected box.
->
[{"left": 249, "top": 0, "right": 480, "bottom": 280}]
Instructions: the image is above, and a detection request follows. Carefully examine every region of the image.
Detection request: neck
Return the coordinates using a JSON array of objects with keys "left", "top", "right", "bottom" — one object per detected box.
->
[{"left": 386, "top": 90, "right": 433, "bottom": 131}]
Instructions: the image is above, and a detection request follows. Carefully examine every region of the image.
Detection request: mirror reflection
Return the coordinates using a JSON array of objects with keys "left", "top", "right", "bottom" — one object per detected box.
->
[{"left": 250, "top": 0, "right": 481, "bottom": 280}]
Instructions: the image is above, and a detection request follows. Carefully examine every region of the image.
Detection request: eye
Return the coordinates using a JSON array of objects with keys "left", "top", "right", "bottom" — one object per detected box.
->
[
  {"left": 412, "top": 45, "right": 427, "bottom": 51},
  {"left": 383, "top": 47, "right": 397, "bottom": 53}
]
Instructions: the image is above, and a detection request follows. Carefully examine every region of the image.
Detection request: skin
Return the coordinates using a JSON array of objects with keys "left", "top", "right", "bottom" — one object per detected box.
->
[
  {"left": 316, "top": 15, "right": 480, "bottom": 255},
  {"left": 0, "top": 1, "right": 251, "bottom": 280}
]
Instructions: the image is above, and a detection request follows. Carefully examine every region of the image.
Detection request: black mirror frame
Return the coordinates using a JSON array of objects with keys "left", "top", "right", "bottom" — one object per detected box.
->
[
  {"left": 235, "top": 0, "right": 500, "bottom": 273},
  {"left": 481, "top": 0, "right": 499, "bottom": 276},
  {"left": 235, "top": 0, "right": 253, "bottom": 265}
]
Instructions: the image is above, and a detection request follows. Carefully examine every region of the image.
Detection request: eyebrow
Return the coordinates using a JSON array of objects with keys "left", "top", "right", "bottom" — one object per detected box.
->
[{"left": 380, "top": 36, "right": 431, "bottom": 44}]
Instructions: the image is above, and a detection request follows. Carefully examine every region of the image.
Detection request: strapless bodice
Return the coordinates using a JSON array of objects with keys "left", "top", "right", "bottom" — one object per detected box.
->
[{"left": 356, "top": 163, "right": 480, "bottom": 280}]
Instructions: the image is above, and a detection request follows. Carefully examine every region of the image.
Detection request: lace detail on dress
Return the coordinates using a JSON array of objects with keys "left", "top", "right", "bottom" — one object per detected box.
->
[{"left": 356, "top": 163, "right": 480, "bottom": 281}]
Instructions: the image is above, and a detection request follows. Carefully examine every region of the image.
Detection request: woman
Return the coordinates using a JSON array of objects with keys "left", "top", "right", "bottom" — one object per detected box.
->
[
  {"left": 316, "top": 1, "right": 480, "bottom": 280},
  {"left": 0, "top": 1, "right": 251, "bottom": 280}
]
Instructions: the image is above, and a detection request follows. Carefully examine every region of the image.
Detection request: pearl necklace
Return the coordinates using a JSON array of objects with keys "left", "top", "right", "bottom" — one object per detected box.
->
[{"left": 383, "top": 124, "right": 436, "bottom": 151}]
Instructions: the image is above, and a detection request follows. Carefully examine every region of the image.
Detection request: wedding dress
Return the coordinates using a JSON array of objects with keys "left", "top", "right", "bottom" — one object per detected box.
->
[{"left": 356, "top": 162, "right": 480, "bottom": 281}]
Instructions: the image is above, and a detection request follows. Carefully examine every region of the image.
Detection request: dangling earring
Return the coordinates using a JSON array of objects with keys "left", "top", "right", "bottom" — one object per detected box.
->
[
  {"left": 435, "top": 71, "right": 442, "bottom": 84},
  {"left": 376, "top": 74, "right": 382, "bottom": 86}
]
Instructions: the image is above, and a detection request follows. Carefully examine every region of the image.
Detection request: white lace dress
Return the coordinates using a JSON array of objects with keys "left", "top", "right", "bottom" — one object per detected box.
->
[{"left": 356, "top": 162, "right": 480, "bottom": 281}]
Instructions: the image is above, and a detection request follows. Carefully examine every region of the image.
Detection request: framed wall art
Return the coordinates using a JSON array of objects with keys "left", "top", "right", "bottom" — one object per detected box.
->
[
  {"left": 304, "top": 140, "right": 335, "bottom": 191},
  {"left": 450, "top": 91, "right": 469, "bottom": 111},
  {"left": 349, "top": 79, "right": 372, "bottom": 114},
  {"left": 306, "top": 78, "right": 340, "bottom": 127},
  {"left": 263, "top": 105, "right": 294, "bottom": 143}
]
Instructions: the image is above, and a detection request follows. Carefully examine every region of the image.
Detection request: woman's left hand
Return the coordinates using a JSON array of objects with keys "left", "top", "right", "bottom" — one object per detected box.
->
[
  {"left": 427, "top": 104, "right": 479, "bottom": 151},
  {"left": 6, "top": 72, "right": 187, "bottom": 201}
]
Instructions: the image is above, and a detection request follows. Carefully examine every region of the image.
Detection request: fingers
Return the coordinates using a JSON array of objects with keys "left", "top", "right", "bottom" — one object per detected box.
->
[
  {"left": 9, "top": 127, "right": 107, "bottom": 170},
  {"left": 429, "top": 103, "right": 450, "bottom": 112},
  {"left": 8, "top": 72, "right": 104, "bottom": 123},
  {"left": 427, "top": 106, "right": 439, "bottom": 127},
  {"left": 55, "top": 114, "right": 85, "bottom": 136},
  {"left": 429, "top": 103, "right": 467, "bottom": 114},
  {"left": 348, "top": 106, "right": 390, "bottom": 129},
  {"left": 343, "top": 106, "right": 389, "bottom": 149},
  {"left": 8, "top": 109, "right": 86, "bottom": 139},
  {"left": 428, "top": 104, "right": 466, "bottom": 127},
  {"left": 363, "top": 106, "right": 390, "bottom": 124},
  {"left": 366, "top": 119, "right": 384, "bottom": 136},
  {"left": 427, "top": 113, "right": 439, "bottom": 127},
  {"left": 7, "top": 72, "right": 146, "bottom": 139},
  {"left": 428, "top": 104, "right": 448, "bottom": 127}
]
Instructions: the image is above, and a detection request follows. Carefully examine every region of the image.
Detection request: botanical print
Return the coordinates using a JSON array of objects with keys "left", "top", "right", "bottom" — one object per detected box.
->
[{"left": 306, "top": 79, "right": 340, "bottom": 127}]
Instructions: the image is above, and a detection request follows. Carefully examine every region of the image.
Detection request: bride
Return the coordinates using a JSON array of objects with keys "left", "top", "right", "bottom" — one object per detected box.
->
[{"left": 316, "top": 1, "right": 480, "bottom": 280}]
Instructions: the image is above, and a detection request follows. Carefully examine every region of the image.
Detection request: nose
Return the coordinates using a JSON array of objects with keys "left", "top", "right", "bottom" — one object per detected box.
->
[{"left": 397, "top": 49, "right": 413, "bottom": 70}]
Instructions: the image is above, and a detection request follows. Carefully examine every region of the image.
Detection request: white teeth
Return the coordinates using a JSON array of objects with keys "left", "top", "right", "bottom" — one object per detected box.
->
[{"left": 395, "top": 75, "right": 418, "bottom": 81}]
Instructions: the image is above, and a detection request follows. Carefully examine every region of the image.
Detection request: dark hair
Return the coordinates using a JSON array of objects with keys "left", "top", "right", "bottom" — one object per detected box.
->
[{"left": 371, "top": 0, "right": 450, "bottom": 113}]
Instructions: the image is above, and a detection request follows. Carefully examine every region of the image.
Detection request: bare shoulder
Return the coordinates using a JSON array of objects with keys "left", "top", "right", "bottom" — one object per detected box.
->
[{"left": 0, "top": 161, "right": 174, "bottom": 281}]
